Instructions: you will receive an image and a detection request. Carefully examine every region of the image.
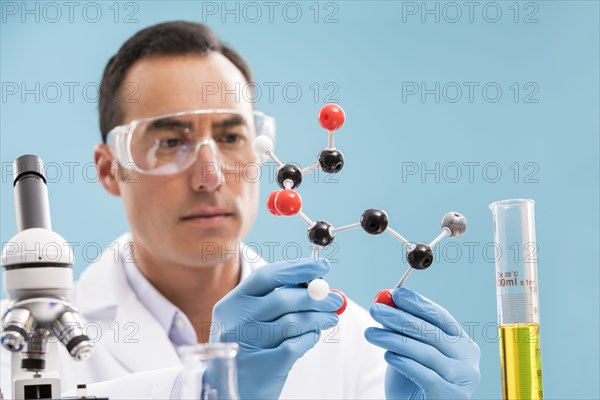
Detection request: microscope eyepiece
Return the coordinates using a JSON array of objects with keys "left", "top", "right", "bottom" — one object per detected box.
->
[
  {"left": 12, "top": 155, "right": 46, "bottom": 185},
  {"left": 13, "top": 154, "right": 52, "bottom": 231}
]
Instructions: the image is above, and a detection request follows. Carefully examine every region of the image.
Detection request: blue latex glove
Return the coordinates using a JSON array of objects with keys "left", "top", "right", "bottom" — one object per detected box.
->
[
  {"left": 210, "top": 258, "right": 343, "bottom": 400},
  {"left": 364, "top": 287, "right": 481, "bottom": 399}
]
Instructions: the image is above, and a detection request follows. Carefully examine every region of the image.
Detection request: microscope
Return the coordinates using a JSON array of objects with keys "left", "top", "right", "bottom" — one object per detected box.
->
[{"left": 1, "top": 155, "right": 94, "bottom": 399}]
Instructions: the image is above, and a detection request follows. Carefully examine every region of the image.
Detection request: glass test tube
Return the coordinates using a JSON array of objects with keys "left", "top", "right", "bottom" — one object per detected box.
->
[{"left": 489, "top": 199, "right": 543, "bottom": 400}]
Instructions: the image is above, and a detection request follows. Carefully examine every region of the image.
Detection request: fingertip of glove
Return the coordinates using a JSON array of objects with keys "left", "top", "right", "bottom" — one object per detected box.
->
[
  {"left": 369, "top": 303, "right": 379, "bottom": 317},
  {"left": 328, "top": 290, "right": 344, "bottom": 306},
  {"left": 383, "top": 350, "right": 399, "bottom": 365},
  {"left": 363, "top": 326, "right": 377, "bottom": 340},
  {"left": 364, "top": 327, "right": 389, "bottom": 345},
  {"left": 370, "top": 302, "right": 393, "bottom": 318},
  {"left": 315, "top": 257, "right": 331, "bottom": 271},
  {"left": 295, "top": 257, "right": 330, "bottom": 273},
  {"left": 390, "top": 287, "right": 419, "bottom": 305},
  {"left": 326, "top": 312, "right": 340, "bottom": 327},
  {"left": 393, "top": 286, "right": 414, "bottom": 297},
  {"left": 320, "top": 291, "right": 344, "bottom": 312}
]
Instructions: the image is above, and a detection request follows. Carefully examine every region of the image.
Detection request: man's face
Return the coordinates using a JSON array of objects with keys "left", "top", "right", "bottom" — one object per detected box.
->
[{"left": 112, "top": 53, "right": 259, "bottom": 267}]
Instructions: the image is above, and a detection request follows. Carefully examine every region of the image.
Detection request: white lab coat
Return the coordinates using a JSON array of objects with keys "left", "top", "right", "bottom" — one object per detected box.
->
[{"left": 1, "top": 233, "right": 386, "bottom": 399}]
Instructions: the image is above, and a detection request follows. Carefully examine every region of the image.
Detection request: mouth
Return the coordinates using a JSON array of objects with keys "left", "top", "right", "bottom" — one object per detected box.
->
[
  {"left": 181, "top": 211, "right": 234, "bottom": 220},
  {"left": 180, "top": 209, "right": 235, "bottom": 226}
]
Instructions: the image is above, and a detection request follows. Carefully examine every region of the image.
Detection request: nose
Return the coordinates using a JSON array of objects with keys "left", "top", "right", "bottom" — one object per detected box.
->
[{"left": 190, "top": 139, "right": 224, "bottom": 192}]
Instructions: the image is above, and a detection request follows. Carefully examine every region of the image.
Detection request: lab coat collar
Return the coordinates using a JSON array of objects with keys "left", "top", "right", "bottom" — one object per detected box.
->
[
  {"left": 74, "top": 233, "right": 134, "bottom": 314},
  {"left": 75, "top": 233, "right": 181, "bottom": 372}
]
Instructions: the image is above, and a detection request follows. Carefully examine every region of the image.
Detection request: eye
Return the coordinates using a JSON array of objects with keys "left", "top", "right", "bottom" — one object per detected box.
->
[
  {"left": 158, "top": 137, "right": 185, "bottom": 148},
  {"left": 219, "top": 133, "right": 244, "bottom": 145}
]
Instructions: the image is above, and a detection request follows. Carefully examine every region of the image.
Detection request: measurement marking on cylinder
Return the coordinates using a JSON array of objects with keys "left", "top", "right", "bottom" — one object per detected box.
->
[{"left": 497, "top": 278, "right": 517, "bottom": 287}]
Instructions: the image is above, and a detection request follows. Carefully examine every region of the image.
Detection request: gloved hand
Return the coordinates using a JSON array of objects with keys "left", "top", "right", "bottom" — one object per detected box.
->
[
  {"left": 364, "top": 287, "right": 481, "bottom": 399},
  {"left": 209, "top": 258, "right": 343, "bottom": 400}
]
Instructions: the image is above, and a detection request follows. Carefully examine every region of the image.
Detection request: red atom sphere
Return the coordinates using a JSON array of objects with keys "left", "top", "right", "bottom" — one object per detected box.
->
[
  {"left": 331, "top": 289, "right": 347, "bottom": 315},
  {"left": 374, "top": 289, "right": 397, "bottom": 308},
  {"left": 266, "top": 191, "right": 281, "bottom": 216},
  {"left": 318, "top": 104, "right": 345, "bottom": 131},
  {"left": 274, "top": 189, "right": 302, "bottom": 216}
]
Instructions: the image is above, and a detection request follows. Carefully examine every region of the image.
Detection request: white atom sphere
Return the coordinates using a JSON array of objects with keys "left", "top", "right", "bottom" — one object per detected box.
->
[
  {"left": 307, "top": 279, "right": 330, "bottom": 301},
  {"left": 253, "top": 136, "right": 273, "bottom": 155}
]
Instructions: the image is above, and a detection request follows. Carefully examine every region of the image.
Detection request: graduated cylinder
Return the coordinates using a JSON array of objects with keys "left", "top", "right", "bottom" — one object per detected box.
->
[{"left": 489, "top": 199, "right": 543, "bottom": 400}]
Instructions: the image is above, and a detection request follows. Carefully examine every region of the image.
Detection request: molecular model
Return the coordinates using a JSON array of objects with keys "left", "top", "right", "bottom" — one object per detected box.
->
[{"left": 252, "top": 104, "right": 468, "bottom": 313}]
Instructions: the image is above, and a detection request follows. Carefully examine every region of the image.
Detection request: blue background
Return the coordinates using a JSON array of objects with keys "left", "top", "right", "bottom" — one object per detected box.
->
[{"left": 1, "top": 1, "right": 598, "bottom": 398}]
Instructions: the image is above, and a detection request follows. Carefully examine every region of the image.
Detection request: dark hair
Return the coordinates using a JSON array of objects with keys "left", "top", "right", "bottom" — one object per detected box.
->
[{"left": 98, "top": 21, "right": 253, "bottom": 143}]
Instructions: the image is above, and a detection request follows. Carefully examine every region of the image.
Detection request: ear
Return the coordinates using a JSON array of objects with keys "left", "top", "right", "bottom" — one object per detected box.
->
[{"left": 94, "top": 144, "right": 121, "bottom": 197}]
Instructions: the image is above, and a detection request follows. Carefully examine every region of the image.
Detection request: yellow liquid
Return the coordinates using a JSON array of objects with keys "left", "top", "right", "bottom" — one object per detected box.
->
[{"left": 499, "top": 323, "right": 543, "bottom": 400}]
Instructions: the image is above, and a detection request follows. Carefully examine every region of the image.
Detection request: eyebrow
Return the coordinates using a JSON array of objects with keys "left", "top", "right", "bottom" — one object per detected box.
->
[
  {"left": 146, "top": 118, "right": 193, "bottom": 132},
  {"left": 212, "top": 115, "right": 247, "bottom": 129}
]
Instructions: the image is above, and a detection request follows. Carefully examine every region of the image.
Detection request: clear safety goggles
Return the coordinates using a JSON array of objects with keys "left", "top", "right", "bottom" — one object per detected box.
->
[{"left": 106, "top": 109, "right": 276, "bottom": 175}]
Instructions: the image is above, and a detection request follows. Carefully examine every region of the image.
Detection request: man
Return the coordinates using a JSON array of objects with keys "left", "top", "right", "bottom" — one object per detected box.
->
[{"left": 1, "top": 21, "right": 480, "bottom": 399}]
